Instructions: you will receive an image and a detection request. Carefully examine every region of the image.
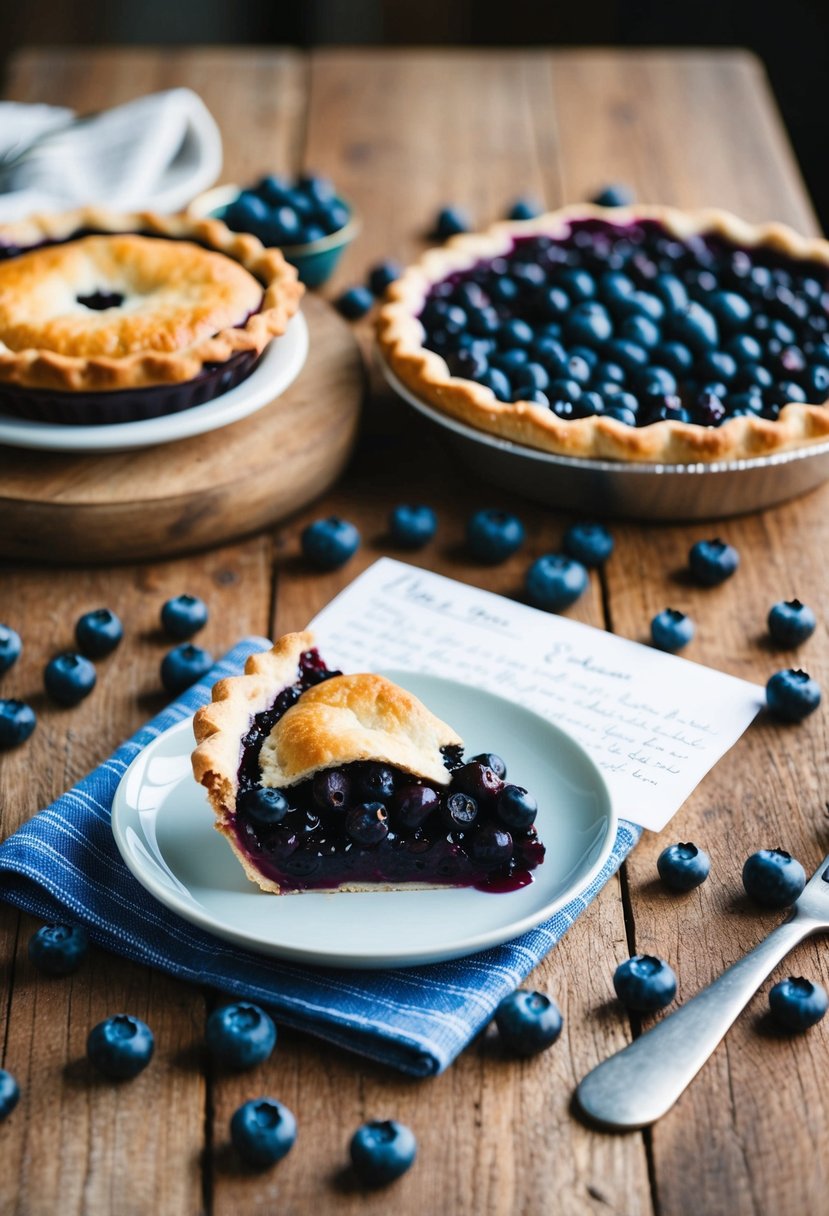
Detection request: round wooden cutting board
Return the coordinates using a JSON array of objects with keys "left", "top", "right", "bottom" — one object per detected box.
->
[{"left": 0, "top": 295, "right": 364, "bottom": 563}]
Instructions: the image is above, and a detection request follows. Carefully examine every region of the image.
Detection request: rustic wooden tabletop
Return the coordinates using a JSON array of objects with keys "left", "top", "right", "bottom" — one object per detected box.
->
[{"left": 1, "top": 46, "right": 827, "bottom": 1216}]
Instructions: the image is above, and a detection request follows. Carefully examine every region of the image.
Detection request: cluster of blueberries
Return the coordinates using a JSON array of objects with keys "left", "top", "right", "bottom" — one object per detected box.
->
[
  {"left": 0, "top": 595, "right": 215, "bottom": 749},
  {"left": 299, "top": 508, "right": 821, "bottom": 723},
  {"left": 223, "top": 173, "right": 351, "bottom": 250},
  {"left": 613, "top": 844, "right": 827, "bottom": 1032},
  {"left": 418, "top": 216, "right": 829, "bottom": 429}
]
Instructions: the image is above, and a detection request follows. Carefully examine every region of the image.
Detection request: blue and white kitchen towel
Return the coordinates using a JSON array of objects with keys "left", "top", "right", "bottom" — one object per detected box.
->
[{"left": 0, "top": 639, "right": 640, "bottom": 1077}]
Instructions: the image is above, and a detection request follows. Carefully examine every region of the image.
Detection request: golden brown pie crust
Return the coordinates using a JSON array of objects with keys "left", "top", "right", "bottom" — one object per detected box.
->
[
  {"left": 377, "top": 203, "right": 829, "bottom": 465},
  {"left": 0, "top": 207, "right": 303, "bottom": 391}
]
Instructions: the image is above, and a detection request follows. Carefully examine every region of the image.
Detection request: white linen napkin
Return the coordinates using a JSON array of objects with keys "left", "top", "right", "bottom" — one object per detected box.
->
[{"left": 0, "top": 89, "right": 222, "bottom": 220}]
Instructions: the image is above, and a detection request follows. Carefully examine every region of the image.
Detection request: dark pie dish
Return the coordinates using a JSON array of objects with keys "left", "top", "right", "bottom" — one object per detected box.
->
[
  {"left": 377, "top": 204, "right": 829, "bottom": 465},
  {"left": 191, "top": 631, "right": 546, "bottom": 894},
  {"left": 0, "top": 207, "right": 303, "bottom": 425}
]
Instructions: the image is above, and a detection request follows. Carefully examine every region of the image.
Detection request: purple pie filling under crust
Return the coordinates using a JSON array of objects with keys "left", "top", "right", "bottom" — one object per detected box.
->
[{"left": 230, "top": 649, "right": 546, "bottom": 894}]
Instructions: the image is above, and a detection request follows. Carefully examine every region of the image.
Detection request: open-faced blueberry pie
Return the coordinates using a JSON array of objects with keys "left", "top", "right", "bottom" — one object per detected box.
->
[
  {"left": 0, "top": 206, "right": 303, "bottom": 424},
  {"left": 377, "top": 204, "right": 829, "bottom": 463},
  {"left": 191, "top": 631, "right": 546, "bottom": 893}
]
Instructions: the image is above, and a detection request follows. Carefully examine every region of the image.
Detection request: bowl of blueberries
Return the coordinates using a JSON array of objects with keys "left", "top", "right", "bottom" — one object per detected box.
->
[{"left": 190, "top": 172, "right": 360, "bottom": 288}]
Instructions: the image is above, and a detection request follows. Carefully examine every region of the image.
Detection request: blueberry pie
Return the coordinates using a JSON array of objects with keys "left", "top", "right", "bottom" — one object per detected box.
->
[
  {"left": 377, "top": 204, "right": 829, "bottom": 463},
  {"left": 191, "top": 632, "right": 546, "bottom": 893},
  {"left": 0, "top": 206, "right": 303, "bottom": 424}
]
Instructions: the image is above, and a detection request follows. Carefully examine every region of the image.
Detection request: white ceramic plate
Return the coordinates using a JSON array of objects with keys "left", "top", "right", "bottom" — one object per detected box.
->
[
  {"left": 111, "top": 671, "right": 616, "bottom": 969},
  {"left": 0, "top": 312, "right": 309, "bottom": 454}
]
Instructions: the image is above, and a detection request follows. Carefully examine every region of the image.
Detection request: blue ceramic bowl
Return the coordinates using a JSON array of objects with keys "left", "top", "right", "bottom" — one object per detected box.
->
[{"left": 188, "top": 184, "right": 360, "bottom": 288}]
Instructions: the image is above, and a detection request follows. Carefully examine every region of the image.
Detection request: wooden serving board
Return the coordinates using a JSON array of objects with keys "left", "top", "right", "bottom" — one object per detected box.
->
[{"left": 0, "top": 294, "right": 364, "bottom": 563}]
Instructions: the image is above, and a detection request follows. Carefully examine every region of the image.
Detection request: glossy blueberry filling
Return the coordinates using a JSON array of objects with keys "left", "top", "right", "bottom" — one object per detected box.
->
[
  {"left": 419, "top": 218, "right": 829, "bottom": 428},
  {"left": 232, "top": 651, "right": 545, "bottom": 893}
]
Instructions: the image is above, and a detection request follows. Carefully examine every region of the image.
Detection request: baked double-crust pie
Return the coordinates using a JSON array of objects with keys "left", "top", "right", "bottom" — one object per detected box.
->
[
  {"left": 0, "top": 207, "right": 303, "bottom": 422},
  {"left": 192, "top": 632, "right": 545, "bottom": 894},
  {"left": 377, "top": 204, "right": 829, "bottom": 464}
]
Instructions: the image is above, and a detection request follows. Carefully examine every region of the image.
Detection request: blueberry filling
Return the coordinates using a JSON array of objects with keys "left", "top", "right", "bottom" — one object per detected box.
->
[
  {"left": 76, "top": 290, "right": 125, "bottom": 311},
  {"left": 232, "top": 657, "right": 545, "bottom": 892},
  {"left": 419, "top": 217, "right": 829, "bottom": 429}
]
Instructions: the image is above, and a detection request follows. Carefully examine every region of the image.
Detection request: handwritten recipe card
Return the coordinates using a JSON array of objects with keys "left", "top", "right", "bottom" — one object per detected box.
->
[{"left": 311, "top": 559, "right": 764, "bottom": 831}]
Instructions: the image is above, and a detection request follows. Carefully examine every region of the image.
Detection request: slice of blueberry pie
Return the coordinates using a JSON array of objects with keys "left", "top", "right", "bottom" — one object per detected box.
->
[
  {"left": 0, "top": 206, "right": 303, "bottom": 424},
  {"left": 377, "top": 204, "right": 829, "bottom": 463},
  {"left": 191, "top": 631, "right": 545, "bottom": 893}
]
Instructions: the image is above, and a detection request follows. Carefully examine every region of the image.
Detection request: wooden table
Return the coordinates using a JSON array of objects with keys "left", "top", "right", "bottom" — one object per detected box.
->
[{"left": 1, "top": 46, "right": 827, "bottom": 1216}]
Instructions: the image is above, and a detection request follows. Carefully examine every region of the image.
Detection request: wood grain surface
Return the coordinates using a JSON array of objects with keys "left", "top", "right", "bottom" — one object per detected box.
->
[{"left": 0, "top": 46, "right": 826, "bottom": 1216}]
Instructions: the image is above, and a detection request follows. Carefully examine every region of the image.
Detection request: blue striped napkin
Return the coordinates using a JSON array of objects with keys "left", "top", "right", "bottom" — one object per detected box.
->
[{"left": 0, "top": 639, "right": 641, "bottom": 1077}]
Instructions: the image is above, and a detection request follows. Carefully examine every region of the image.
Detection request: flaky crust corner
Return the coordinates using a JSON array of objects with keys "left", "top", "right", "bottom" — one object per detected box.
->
[
  {"left": 377, "top": 203, "right": 829, "bottom": 465},
  {"left": 0, "top": 207, "right": 304, "bottom": 390}
]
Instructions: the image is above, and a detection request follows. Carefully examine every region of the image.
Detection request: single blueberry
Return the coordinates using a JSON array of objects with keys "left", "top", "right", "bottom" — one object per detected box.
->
[
  {"left": 542, "top": 286, "right": 572, "bottom": 320},
  {"left": 206, "top": 1002, "right": 277, "bottom": 1069},
  {"left": 688, "top": 538, "right": 739, "bottom": 586},
  {"left": 765, "top": 669, "right": 821, "bottom": 722},
  {"left": 725, "top": 333, "right": 762, "bottom": 363},
  {"left": 239, "top": 787, "right": 290, "bottom": 827},
  {"left": 604, "top": 403, "right": 638, "bottom": 427},
  {"left": 735, "top": 362, "right": 773, "bottom": 391},
  {"left": 367, "top": 260, "right": 401, "bottom": 296},
  {"left": 513, "top": 361, "right": 550, "bottom": 392},
  {"left": 346, "top": 803, "right": 389, "bottom": 846},
  {"left": 598, "top": 270, "right": 636, "bottom": 303},
  {"left": 655, "top": 341, "right": 693, "bottom": 376},
  {"left": 652, "top": 273, "right": 688, "bottom": 313},
  {"left": 708, "top": 290, "right": 751, "bottom": 329},
  {"left": 317, "top": 199, "right": 351, "bottom": 234},
  {"left": 566, "top": 355, "right": 592, "bottom": 385},
  {"left": 28, "top": 923, "right": 89, "bottom": 976},
  {"left": 651, "top": 608, "right": 695, "bottom": 653},
  {"left": 495, "top": 989, "right": 563, "bottom": 1056},
  {"left": 263, "top": 204, "right": 302, "bottom": 245},
  {"left": 443, "top": 791, "right": 479, "bottom": 830},
  {"left": 301, "top": 517, "right": 360, "bottom": 570},
  {"left": 479, "top": 366, "right": 512, "bottom": 400},
  {"left": 548, "top": 378, "right": 583, "bottom": 403},
  {"left": 769, "top": 977, "right": 829, "bottom": 1032},
  {"left": 657, "top": 842, "right": 711, "bottom": 892},
  {"left": 635, "top": 366, "right": 677, "bottom": 398},
  {"left": 0, "top": 1070, "right": 20, "bottom": 1122},
  {"left": 466, "top": 509, "right": 525, "bottom": 564},
  {"left": 579, "top": 390, "right": 605, "bottom": 416},
  {"left": 767, "top": 599, "right": 816, "bottom": 648},
  {"left": 44, "top": 653, "right": 96, "bottom": 707},
  {"left": 0, "top": 700, "right": 36, "bottom": 748},
  {"left": 563, "top": 522, "right": 614, "bottom": 567},
  {"left": 434, "top": 206, "right": 470, "bottom": 239},
  {"left": 161, "top": 594, "right": 208, "bottom": 641},
  {"left": 471, "top": 752, "right": 507, "bottom": 780},
  {"left": 613, "top": 956, "right": 677, "bottom": 1012},
  {"left": 389, "top": 504, "right": 437, "bottom": 549},
  {"left": 471, "top": 823, "right": 514, "bottom": 867},
  {"left": 160, "top": 643, "right": 214, "bottom": 696},
  {"left": 75, "top": 608, "right": 123, "bottom": 658},
  {"left": 231, "top": 1098, "right": 297, "bottom": 1168},
  {"left": 0, "top": 624, "right": 22, "bottom": 674},
  {"left": 492, "top": 348, "right": 529, "bottom": 373},
  {"left": 497, "top": 785, "right": 538, "bottom": 831},
  {"left": 224, "top": 191, "right": 270, "bottom": 235},
  {"left": 591, "top": 184, "right": 634, "bottom": 207},
  {"left": 558, "top": 268, "right": 596, "bottom": 302},
  {"left": 335, "top": 286, "right": 374, "bottom": 319},
  {"left": 566, "top": 301, "right": 613, "bottom": 345},
  {"left": 394, "top": 784, "right": 440, "bottom": 830},
  {"left": 594, "top": 360, "right": 626, "bottom": 385},
  {"left": 499, "top": 318, "right": 534, "bottom": 348},
  {"left": 87, "top": 1014, "right": 154, "bottom": 1079},
  {"left": 526, "top": 554, "right": 589, "bottom": 612},
  {"left": 742, "top": 848, "right": 806, "bottom": 907},
  {"left": 670, "top": 301, "right": 719, "bottom": 351},
  {"left": 297, "top": 173, "right": 336, "bottom": 205},
  {"left": 603, "top": 338, "right": 649, "bottom": 371},
  {"left": 357, "top": 763, "right": 396, "bottom": 803},
  {"left": 507, "top": 197, "right": 543, "bottom": 221},
  {"left": 350, "top": 1119, "right": 417, "bottom": 1186}
]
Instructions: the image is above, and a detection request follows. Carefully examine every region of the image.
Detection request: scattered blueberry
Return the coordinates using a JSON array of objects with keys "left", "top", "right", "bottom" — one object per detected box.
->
[
  {"left": 350, "top": 1119, "right": 417, "bottom": 1186},
  {"left": 613, "top": 955, "right": 677, "bottom": 1012},
  {"left": 161, "top": 594, "right": 208, "bottom": 640},
  {"left": 28, "top": 923, "right": 89, "bottom": 976},
  {"left": 768, "top": 599, "right": 817, "bottom": 648},
  {"left": 507, "top": 197, "right": 543, "bottom": 221},
  {"left": 742, "top": 848, "right": 806, "bottom": 908},
  {"left": 0, "top": 700, "right": 36, "bottom": 748},
  {"left": 765, "top": 669, "right": 821, "bottom": 722},
  {"left": 160, "top": 643, "right": 214, "bottom": 696},
  {"left": 563, "top": 522, "right": 614, "bottom": 567},
  {"left": 0, "top": 1070, "right": 20, "bottom": 1122},
  {"left": 206, "top": 1002, "right": 277, "bottom": 1069},
  {"left": 434, "top": 206, "right": 470, "bottom": 239},
  {"left": 238, "top": 787, "right": 289, "bottom": 827},
  {"left": 87, "top": 1015, "right": 154, "bottom": 1079},
  {"left": 335, "top": 285, "right": 374, "bottom": 320},
  {"left": 768, "top": 976, "right": 829, "bottom": 1032},
  {"left": 0, "top": 624, "right": 22, "bottom": 674},
  {"left": 44, "top": 653, "right": 96, "bottom": 706},
  {"left": 657, "top": 842, "right": 711, "bottom": 892},
  {"left": 494, "top": 989, "right": 563, "bottom": 1056},
  {"left": 75, "top": 608, "right": 123, "bottom": 658},
  {"left": 466, "top": 508, "right": 525, "bottom": 563},
  {"left": 389, "top": 504, "right": 437, "bottom": 549},
  {"left": 525, "top": 554, "right": 589, "bottom": 612},
  {"left": 301, "top": 517, "right": 361, "bottom": 570},
  {"left": 230, "top": 1098, "right": 297, "bottom": 1168},
  {"left": 651, "top": 608, "right": 695, "bottom": 653},
  {"left": 591, "top": 184, "right": 634, "bottom": 207},
  {"left": 368, "top": 260, "right": 401, "bottom": 296},
  {"left": 688, "top": 539, "right": 739, "bottom": 586}
]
